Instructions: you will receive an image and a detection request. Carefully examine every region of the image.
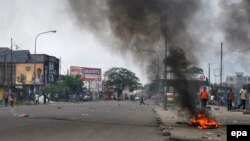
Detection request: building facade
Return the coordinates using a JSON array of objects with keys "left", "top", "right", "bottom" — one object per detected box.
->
[
  {"left": 226, "top": 72, "right": 250, "bottom": 88},
  {"left": 0, "top": 48, "right": 59, "bottom": 100}
]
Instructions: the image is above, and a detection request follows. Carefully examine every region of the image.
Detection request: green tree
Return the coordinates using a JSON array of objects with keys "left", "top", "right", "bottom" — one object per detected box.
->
[
  {"left": 104, "top": 67, "right": 142, "bottom": 99},
  {"left": 46, "top": 75, "right": 83, "bottom": 100}
]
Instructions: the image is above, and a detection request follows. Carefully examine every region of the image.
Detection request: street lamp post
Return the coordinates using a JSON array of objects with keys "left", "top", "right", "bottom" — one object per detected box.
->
[
  {"left": 142, "top": 49, "right": 160, "bottom": 104},
  {"left": 33, "top": 30, "right": 56, "bottom": 98}
]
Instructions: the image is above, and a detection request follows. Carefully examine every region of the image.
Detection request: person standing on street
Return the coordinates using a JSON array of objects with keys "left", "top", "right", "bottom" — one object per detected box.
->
[
  {"left": 35, "top": 93, "right": 39, "bottom": 104},
  {"left": 55, "top": 93, "right": 59, "bottom": 102},
  {"left": 9, "top": 90, "right": 15, "bottom": 107},
  {"left": 227, "top": 88, "right": 234, "bottom": 111},
  {"left": 200, "top": 87, "right": 209, "bottom": 110},
  {"left": 3, "top": 89, "right": 10, "bottom": 107},
  {"left": 43, "top": 91, "right": 47, "bottom": 104},
  {"left": 140, "top": 95, "right": 145, "bottom": 105},
  {"left": 238, "top": 86, "right": 247, "bottom": 110},
  {"left": 47, "top": 93, "right": 51, "bottom": 103}
]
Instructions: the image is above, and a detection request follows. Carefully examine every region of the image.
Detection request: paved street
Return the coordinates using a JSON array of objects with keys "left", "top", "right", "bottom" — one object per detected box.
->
[{"left": 0, "top": 101, "right": 165, "bottom": 141}]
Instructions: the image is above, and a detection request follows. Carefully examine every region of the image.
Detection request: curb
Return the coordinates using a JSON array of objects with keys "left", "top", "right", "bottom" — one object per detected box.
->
[{"left": 152, "top": 108, "right": 171, "bottom": 137}]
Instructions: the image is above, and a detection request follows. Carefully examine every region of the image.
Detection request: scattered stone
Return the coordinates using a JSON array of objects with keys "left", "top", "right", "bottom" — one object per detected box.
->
[
  {"left": 205, "top": 132, "right": 213, "bottom": 135},
  {"left": 176, "top": 121, "right": 187, "bottom": 124},
  {"left": 243, "top": 111, "right": 250, "bottom": 115},
  {"left": 160, "top": 125, "right": 166, "bottom": 131},
  {"left": 156, "top": 118, "right": 161, "bottom": 121},
  {"left": 217, "top": 134, "right": 220, "bottom": 137},
  {"left": 158, "top": 122, "right": 164, "bottom": 127},
  {"left": 57, "top": 106, "right": 61, "bottom": 109},
  {"left": 233, "top": 120, "right": 238, "bottom": 123},
  {"left": 214, "top": 108, "right": 220, "bottom": 110},
  {"left": 201, "top": 136, "right": 210, "bottom": 140},
  {"left": 162, "top": 129, "right": 171, "bottom": 136},
  {"left": 19, "top": 114, "right": 29, "bottom": 117}
]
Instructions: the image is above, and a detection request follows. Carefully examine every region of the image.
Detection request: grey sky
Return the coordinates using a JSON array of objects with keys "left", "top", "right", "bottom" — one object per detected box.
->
[
  {"left": 0, "top": 0, "right": 148, "bottom": 83},
  {"left": 1, "top": 0, "right": 250, "bottom": 85}
]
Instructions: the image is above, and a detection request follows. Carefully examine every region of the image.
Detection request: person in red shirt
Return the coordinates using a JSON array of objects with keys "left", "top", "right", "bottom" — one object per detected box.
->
[
  {"left": 200, "top": 87, "right": 209, "bottom": 109},
  {"left": 227, "top": 88, "right": 234, "bottom": 111}
]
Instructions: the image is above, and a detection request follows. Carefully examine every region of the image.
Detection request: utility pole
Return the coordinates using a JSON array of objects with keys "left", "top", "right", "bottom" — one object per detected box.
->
[
  {"left": 220, "top": 42, "right": 223, "bottom": 85},
  {"left": 163, "top": 8, "right": 168, "bottom": 110},
  {"left": 59, "top": 56, "right": 61, "bottom": 80},
  {"left": 11, "top": 38, "right": 13, "bottom": 87},
  {"left": 208, "top": 63, "right": 210, "bottom": 84}
]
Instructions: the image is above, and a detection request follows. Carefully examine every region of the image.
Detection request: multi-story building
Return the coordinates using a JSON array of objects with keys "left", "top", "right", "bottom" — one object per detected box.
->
[
  {"left": 226, "top": 72, "right": 250, "bottom": 88},
  {"left": 0, "top": 47, "right": 59, "bottom": 100}
]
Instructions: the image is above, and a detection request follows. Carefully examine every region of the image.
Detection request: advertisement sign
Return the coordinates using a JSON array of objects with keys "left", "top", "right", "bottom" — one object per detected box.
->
[
  {"left": 161, "top": 72, "right": 206, "bottom": 81},
  {"left": 83, "top": 67, "right": 102, "bottom": 81},
  {"left": 16, "top": 63, "right": 44, "bottom": 85},
  {"left": 70, "top": 66, "right": 84, "bottom": 76},
  {"left": 70, "top": 66, "right": 101, "bottom": 81}
]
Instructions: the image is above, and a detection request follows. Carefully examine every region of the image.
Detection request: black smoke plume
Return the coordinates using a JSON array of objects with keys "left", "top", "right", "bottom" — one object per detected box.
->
[
  {"left": 69, "top": 0, "right": 202, "bottom": 114},
  {"left": 164, "top": 47, "right": 196, "bottom": 115}
]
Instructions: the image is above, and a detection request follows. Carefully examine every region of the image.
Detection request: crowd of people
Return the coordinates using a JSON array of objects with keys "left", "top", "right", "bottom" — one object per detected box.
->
[{"left": 200, "top": 86, "right": 249, "bottom": 111}]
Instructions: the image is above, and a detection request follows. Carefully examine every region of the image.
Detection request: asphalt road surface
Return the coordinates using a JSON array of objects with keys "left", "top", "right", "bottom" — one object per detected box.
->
[{"left": 0, "top": 101, "right": 166, "bottom": 141}]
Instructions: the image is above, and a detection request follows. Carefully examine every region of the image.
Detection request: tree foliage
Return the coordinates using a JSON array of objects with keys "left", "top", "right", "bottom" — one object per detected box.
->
[
  {"left": 46, "top": 75, "right": 83, "bottom": 99},
  {"left": 104, "top": 67, "right": 142, "bottom": 98}
]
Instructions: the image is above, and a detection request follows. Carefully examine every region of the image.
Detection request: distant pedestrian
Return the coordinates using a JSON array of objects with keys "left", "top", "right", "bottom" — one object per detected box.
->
[
  {"left": 55, "top": 93, "right": 59, "bottom": 102},
  {"left": 20, "top": 91, "right": 24, "bottom": 102},
  {"left": 47, "top": 93, "right": 51, "bottom": 103},
  {"left": 200, "top": 87, "right": 209, "bottom": 110},
  {"left": 238, "top": 86, "right": 247, "bottom": 110},
  {"left": 227, "top": 88, "right": 234, "bottom": 111},
  {"left": 140, "top": 95, "right": 145, "bottom": 105},
  {"left": 43, "top": 91, "right": 47, "bottom": 104},
  {"left": 10, "top": 93, "right": 15, "bottom": 107},
  {"left": 35, "top": 93, "right": 39, "bottom": 104},
  {"left": 3, "top": 89, "right": 10, "bottom": 107}
]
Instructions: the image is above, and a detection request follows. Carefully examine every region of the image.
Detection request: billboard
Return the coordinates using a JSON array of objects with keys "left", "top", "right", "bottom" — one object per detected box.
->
[
  {"left": 83, "top": 67, "right": 102, "bottom": 81},
  {"left": 70, "top": 66, "right": 101, "bottom": 81},
  {"left": 16, "top": 63, "right": 44, "bottom": 85},
  {"left": 161, "top": 72, "right": 206, "bottom": 81},
  {"left": 70, "top": 66, "right": 84, "bottom": 76}
]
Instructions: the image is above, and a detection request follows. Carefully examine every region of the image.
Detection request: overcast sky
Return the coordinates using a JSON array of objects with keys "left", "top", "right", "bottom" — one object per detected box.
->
[
  {"left": 1, "top": 0, "right": 250, "bottom": 85},
  {"left": 0, "top": 0, "right": 148, "bottom": 83}
]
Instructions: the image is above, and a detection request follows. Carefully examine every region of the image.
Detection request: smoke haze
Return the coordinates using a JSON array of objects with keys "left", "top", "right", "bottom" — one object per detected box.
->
[{"left": 68, "top": 0, "right": 250, "bottom": 114}]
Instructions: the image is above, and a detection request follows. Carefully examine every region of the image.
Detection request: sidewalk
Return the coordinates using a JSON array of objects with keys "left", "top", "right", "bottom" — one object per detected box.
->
[{"left": 155, "top": 105, "right": 250, "bottom": 141}]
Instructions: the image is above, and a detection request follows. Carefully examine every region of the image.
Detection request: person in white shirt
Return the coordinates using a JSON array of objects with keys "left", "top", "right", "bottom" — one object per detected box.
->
[
  {"left": 35, "top": 93, "right": 39, "bottom": 104},
  {"left": 238, "top": 86, "right": 247, "bottom": 110}
]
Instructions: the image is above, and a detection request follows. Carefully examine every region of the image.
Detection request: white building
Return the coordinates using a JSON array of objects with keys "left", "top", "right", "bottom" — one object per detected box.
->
[{"left": 226, "top": 72, "right": 250, "bottom": 87}]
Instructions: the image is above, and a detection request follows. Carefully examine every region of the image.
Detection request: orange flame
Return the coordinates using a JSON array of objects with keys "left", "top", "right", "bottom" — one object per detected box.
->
[{"left": 189, "top": 113, "right": 221, "bottom": 129}]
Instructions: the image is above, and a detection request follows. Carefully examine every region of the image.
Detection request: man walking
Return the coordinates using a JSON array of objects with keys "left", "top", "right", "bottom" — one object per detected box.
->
[
  {"left": 200, "top": 87, "right": 209, "bottom": 110},
  {"left": 227, "top": 88, "right": 234, "bottom": 111},
  {"left": 140, "top": 95, "right": 145, "bottom": 105},
  {"left": 238, "top": 86, "right": 247, "bottom": 110}
]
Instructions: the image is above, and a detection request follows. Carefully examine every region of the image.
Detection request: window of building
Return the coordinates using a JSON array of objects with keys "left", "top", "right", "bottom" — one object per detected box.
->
[
  {"left": 49, "top": 74, "right": 54, "bottom": 82},
  {"left": 49, "top": 62, "right": 54, "bottom": 70},
  {"left": 230, "top": 77, "right": 233, "bottom": 82}
]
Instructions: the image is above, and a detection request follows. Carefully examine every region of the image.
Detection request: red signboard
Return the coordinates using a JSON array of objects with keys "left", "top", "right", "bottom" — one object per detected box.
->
[{"left": 70, "top": 66, "right": 84, "bottom": 76}]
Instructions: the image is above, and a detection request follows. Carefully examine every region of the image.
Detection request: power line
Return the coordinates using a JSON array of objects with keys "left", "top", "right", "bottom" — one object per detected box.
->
[
  {"left": 60, "top": 60, "right": 67, "bottom": 74},
  {"left": 223, "top": 45, "right": 250, "bottom": 53}
]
